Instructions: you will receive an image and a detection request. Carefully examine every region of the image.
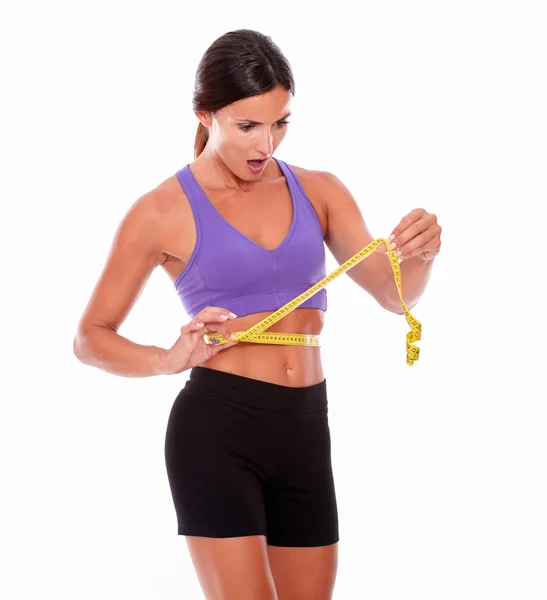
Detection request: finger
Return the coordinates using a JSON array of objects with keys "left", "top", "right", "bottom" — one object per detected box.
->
[
  {"left": 401, "top": 240, "right": 436, "bottom": 260},
  {"left": 183, "top": 323, "right": 224, "bottom": 344},
  {"left": 195, "top": 308, "right": 238, "bottom": 324},
  {"left": 396, "top": 225, "right": 437, "bottom": 259},
  {"left": 205, "top": 334, "right": 237, "bottom": 347},
  {"left": 391, "top": 215, "right": 432, "bottom": 251},
  {"left": 187, "top": 315, "right": 234, "bottom": 335},
  {"left": 222, "top": 327, "right": 238, "bottom": 341},
  {"left": 204, "top": 326, "right": 238, "bottom": 341},
  {"left": 204, "top": 307, "right": 238, "bottom": 319},
  {"left": 376, "top": 240, "right": 393, "bottom": 253},
  {"left": 180, "top": 322, "right": 202, "bottom": 336},
  {"left": 376, "top": 243, "right": 386, "bottom": 253},
  {"left": 210, "top": 340, "right": 239, "bottom": 354},
  {"left": 389, "top": 209, "right": 427, "bottom": 248}
]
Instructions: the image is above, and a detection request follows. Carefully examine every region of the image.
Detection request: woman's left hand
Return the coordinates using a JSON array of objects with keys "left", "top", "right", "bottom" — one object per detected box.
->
[{"left": 376, "top": 208, "right": 442, "bottom": 261}]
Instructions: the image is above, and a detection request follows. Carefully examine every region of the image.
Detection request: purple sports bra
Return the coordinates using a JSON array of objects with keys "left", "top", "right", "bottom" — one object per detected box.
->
[{"left": 173, "top": 157, "right": 327, "bottom": 319}]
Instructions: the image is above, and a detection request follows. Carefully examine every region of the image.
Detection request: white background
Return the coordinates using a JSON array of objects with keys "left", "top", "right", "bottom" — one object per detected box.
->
[{"left": 1, "top": 1, "right": 546, "bottom": 598}]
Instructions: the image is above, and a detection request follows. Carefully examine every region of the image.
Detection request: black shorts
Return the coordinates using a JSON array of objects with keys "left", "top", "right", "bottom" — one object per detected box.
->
[{"left": 164, "top": 366, "right": 339, "bottom": 547}]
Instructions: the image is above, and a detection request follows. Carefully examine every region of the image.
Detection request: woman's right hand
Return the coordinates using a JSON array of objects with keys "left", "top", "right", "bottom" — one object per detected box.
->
[{"left": 159, "top": 306, "right": 240, "bottom": 374}]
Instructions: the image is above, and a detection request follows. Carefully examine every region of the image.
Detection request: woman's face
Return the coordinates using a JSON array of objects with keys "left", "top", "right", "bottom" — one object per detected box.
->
[{"left": 196, "top": 85, "right": 292, "bottom": 180}]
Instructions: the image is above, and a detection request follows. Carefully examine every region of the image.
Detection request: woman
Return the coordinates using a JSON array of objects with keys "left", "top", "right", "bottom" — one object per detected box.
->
[{"left": 74, "top": 29, "right": 440, "bottom": 600}]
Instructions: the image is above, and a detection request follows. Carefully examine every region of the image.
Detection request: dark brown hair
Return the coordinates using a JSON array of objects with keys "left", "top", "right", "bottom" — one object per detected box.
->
[{"left": 192, "top": 29, "right": 295, "bottom": 159}]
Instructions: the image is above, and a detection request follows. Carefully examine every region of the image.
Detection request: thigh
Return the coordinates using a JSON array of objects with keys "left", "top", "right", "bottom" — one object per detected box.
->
[
  {"left": 267, "top": 542, "right": 338, "bottom": 600},
  {"left": 264, "top": 409, "right": 339, "bottom": 548},
  {"left": 164, "top": 388, "right": 268, "bottom": 538},
  {"left": 186, "top": 534, "right": 278, "bottom": 600}
]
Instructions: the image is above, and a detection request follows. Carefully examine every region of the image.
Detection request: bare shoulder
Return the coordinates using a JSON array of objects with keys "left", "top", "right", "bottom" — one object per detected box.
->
[
  {"left": 142, "top": 174, "right": 187, "bottom": 224},
  {"left": 287, "top": 161, "right": 333, "bottom": 191},
  {"left": 288, "top": 163, "right": 366, "bottom": 234},
  {"left": 116, "top": 185, "right": 171, "bottom": 253},
  {"left": 284, "top": 162, "right": 332, "bottom": 238},
  {"left": 287, "top": 162, "right": 342, "bottom": 203},
  {"left": 127, "top": 174, "right": 193, "bottom": 259}
]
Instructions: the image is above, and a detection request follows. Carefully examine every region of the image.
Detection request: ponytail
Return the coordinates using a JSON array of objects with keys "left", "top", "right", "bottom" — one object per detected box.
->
[{"left": 194, "top": 122, "right": 209, "bottom": 159}]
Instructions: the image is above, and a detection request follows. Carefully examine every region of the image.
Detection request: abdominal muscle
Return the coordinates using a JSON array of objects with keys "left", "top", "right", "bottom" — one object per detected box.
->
[{"left": 199, "top": 306, "right": 325, "bottom": 387}]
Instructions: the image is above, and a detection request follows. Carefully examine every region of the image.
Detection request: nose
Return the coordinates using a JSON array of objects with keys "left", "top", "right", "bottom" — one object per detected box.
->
[{"left": 255, "top": 127, "right": 274, "bottom": 156}]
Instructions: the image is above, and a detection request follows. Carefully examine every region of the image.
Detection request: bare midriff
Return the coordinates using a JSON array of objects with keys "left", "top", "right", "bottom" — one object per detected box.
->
[{"left": 200, "top": 306, "right": 325, "bottom": 387}]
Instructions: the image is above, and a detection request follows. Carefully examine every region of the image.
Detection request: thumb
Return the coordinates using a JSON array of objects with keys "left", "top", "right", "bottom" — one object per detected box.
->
[{"left": 210, "top": 340, "right": 239, "bottom": 354}]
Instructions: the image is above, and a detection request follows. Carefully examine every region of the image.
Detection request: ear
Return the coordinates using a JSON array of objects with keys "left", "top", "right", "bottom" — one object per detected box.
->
[{"left": 195, "top": 111, "right": 212, "bottom": 128}]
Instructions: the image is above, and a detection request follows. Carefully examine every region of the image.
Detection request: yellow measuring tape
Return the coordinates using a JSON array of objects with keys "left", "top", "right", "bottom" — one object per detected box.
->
[{"left": 205, "top": 238, "right": 422, "bottom": 366}]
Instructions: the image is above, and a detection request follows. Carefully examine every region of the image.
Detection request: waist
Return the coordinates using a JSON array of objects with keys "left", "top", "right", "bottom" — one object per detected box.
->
[
  {"left": 200, "top": 307, "right": 325, "bottom": 386},
  {"left": 186, "top": 365, "right": 328, "bottom": 414}
]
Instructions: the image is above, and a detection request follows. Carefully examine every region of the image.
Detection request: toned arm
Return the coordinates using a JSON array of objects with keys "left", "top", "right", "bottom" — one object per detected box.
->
[
  {"left": 321, "top": 171, "right": 398, "bottom": 312},
  {"left": 73, "top": 190, "right": 170, "bottom": 377}
]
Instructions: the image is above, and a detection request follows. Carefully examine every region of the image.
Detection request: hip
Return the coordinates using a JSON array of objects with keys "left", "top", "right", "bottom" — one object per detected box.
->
[
  {"left": 166, "top": 365, "right": 330, "bottom": 460},
  {"left": 164, "top": 365, "right": 334, "bottom": 514}
]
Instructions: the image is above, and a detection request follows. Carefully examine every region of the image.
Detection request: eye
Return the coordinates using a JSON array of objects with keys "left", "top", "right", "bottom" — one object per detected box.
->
[{"left": 238, "top": 120, "right": 290, "bottom": 133}]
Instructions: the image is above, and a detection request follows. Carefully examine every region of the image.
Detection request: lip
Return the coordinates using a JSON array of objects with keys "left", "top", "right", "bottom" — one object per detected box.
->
[{"left": 247, "top": 157, "right": 270, "bottom": 174}]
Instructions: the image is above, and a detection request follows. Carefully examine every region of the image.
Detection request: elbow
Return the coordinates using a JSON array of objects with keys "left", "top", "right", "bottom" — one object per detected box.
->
[
  {"left": 377, "top": 287, "right": 404, "bottom": 314},
  {"left": 378, "top": 294, "right": 415, "bottom": 315},
  {"left": 379, "top": 279, "right": 418, "bottom": 315},
  {"left": 73, "top": 332, "right": 85, "bottom": 362},
  {"left": 388, "top": 299, "right": 418, "bottom": 315},
  {"left": 382, "top": 302, "right": 405, "bottom": 315},
  {"left": 73, "top": 330, "right": 93, "bottom": 365}
]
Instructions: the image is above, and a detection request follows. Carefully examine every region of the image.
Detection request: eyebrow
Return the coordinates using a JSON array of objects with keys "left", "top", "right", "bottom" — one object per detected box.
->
[{"left": 235, "top": 112, "right": 292, "bottom": 125}]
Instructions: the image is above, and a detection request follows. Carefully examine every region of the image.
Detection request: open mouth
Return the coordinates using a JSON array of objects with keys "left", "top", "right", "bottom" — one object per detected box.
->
[{"left": 248, "top": 158, "right": 267, "bottom": 167}]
